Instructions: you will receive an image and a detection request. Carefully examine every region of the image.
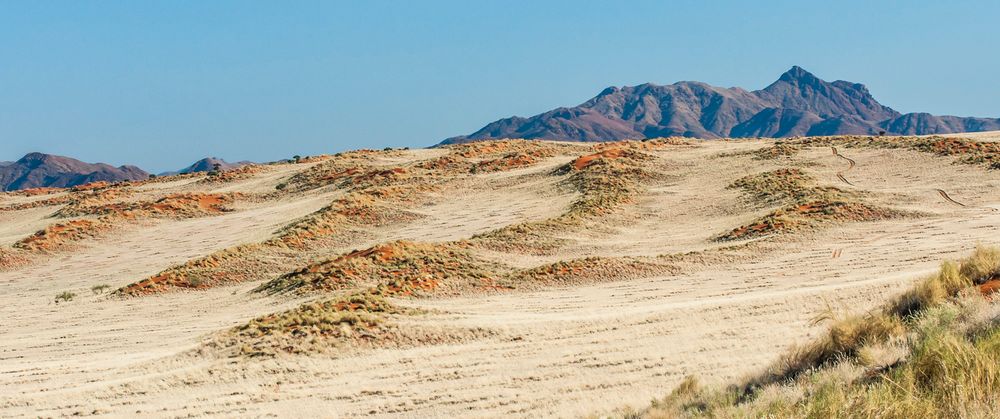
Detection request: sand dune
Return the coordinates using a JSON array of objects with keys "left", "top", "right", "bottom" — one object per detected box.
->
[{"left": 2, "top": 136, "right": 999, "bottom": 417}]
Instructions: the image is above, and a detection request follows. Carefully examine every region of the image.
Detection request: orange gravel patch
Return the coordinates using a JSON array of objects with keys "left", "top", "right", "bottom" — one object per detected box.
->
[
  {"left": 70, "top": 181, "right": 111, "bottom": 191},
  {"left": 14, "top": 219, "right": 112, "bottom": 252},
  {"left": 572, "top": 148, "right": 625, "bottom": 170},
  {"left": 980, "top": 279, "right": 1000, "bottom": 298}
]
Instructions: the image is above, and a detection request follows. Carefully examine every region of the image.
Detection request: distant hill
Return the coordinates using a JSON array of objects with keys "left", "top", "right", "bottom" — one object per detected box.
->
[
  {"left": 160, "top": 157, "right": 252, "bottom": 176},
  {"left": 0, "top": 153, "right": 148, "bottom": 191},
  {"left": 441, "top": 66, "right": 1000, "bottom": 144}
]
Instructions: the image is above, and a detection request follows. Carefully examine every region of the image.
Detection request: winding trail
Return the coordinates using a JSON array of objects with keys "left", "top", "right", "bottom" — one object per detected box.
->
[
  {"left": 831, "top": 147, "right": 856, "bottom": 186},
  {"left": 936, "top": 189, "right": 967, "bottom": 207}
]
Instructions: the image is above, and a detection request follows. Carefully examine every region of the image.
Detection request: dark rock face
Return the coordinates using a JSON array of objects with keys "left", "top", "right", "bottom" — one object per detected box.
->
[
  {"left": 880, "top": 113, "right": 1000, "bottom": 135},
  {"left": 0, "top": 153, "right": 149, "bottom": 191},
  {"left": 442, "top": 66, "right": 1000, "bottom": 144}
]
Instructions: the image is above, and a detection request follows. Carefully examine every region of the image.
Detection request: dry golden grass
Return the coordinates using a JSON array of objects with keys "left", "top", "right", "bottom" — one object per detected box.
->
[{"left": 616, "top": 245, "right": 1000, "bottom": 418}]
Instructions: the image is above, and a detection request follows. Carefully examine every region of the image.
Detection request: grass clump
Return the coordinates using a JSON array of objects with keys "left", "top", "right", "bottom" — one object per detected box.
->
[
  {"left": 55, "top": 291, "right": 76, "bottom": 303},
  {"left": 91, "top": 284, "right": 110, "bottom": 294}
]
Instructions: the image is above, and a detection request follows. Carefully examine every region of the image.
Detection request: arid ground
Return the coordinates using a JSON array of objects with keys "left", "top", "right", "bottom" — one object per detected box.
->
[{"left": 2, "top": 132, "right": 1000, "bottom": 417}]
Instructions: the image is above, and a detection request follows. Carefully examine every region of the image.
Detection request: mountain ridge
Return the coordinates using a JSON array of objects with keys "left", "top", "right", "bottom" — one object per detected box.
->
[
  {"left": 442, "top": 66, "right": 1000, "bottom": 144},
  {"left": 0, "top": 152, "right": 148, "bottom": 191}
]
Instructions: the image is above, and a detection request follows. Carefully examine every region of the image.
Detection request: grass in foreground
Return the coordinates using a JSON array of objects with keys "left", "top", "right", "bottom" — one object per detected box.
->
[{"left": 609, "top": 245, "right": 1000, "bottom": 418}]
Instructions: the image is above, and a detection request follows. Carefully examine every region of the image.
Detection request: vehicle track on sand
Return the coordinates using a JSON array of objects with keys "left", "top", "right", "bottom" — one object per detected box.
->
[
  {"left": 935, "top": 188, "right": 966, "bottom": 207},
  {"left": 831, "top": 147, "right": 856, "bottom": 186}
]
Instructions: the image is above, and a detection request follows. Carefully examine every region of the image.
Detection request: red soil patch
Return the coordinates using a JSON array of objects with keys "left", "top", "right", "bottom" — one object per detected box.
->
[
  {"left": 17, "top": 192, "right": 237, "bottom": 254},
  {"left": 980, "top": 278, "right": 1000, "bottom": 298},
  {"left": 572, "top": 148, "right": 625, "bottom": 170},
  {"left": 70, "top": 181, "right": 111, "bottom": 191},
  {"left": 337, "top": 243, "right": 400, "bottom": 263},
  {"left": 14, "top": 219, "right": 112, "bottom": 252}
]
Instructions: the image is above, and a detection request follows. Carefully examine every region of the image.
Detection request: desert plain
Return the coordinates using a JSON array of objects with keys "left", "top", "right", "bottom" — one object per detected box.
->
[{"left": 2, "top": 132, "right": 1000, "bottom": 417}]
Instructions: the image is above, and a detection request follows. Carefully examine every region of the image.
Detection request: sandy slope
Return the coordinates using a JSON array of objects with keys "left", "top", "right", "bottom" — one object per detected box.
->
[{"left": 2, "top": 137, "right": 999, "bottom": 418}]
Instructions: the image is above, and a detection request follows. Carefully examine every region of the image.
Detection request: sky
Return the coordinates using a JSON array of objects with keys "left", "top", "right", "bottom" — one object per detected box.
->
[{"left": 1, "top": 1, "right": 998, "bottom": 173}]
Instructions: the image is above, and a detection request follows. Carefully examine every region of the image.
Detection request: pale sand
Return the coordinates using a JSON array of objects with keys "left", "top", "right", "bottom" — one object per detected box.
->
[{"left": 2, "top": 138, "right": 999, "bottom": 417}]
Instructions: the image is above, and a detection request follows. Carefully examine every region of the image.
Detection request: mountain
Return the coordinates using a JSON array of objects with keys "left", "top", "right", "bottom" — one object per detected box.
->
[
  {"left": 442, "top": 66, "right": 1000, "bottom": 144},
  {"left": 0, "top": 161, "right": 12, "bottom": 167},
  {"left": 0, "top": 153, "right": 148, "bottom": 192},
  {"left": 160, "top": 157, "right": 252, "bottom": 176}
]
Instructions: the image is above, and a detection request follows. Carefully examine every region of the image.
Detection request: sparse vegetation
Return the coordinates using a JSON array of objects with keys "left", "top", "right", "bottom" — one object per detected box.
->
[
  {"left": 788, "top": 135, "right": 1000, "bottom": 170},
  {"left": 753, "top": 141, "right": 801, "bottom": 160},
  {"left": 55, "top": 291, "right": 76, "bottom": 303},
  {"left": 255, "top": 240, "right": 504, "bottom": 296},
  {"left": 211, "top": 290, "right": 495, "bottom": 357},
  {"left": 614, "top": 245, "right": 1000, "bottom": 418},
  {"left": 720, "top": 168, "right": 904, "bottom": 240},
  {"left": 469, "top": 145, "right": 660, "bottom": 254},
  {"left": 91, "top": 284, "right": 110, "bottom": 294}
]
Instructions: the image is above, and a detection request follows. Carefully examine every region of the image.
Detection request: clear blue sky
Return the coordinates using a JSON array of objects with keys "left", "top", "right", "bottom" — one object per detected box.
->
[{"left": 2, "top": 0, "right": 998, "bottom": 172}]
